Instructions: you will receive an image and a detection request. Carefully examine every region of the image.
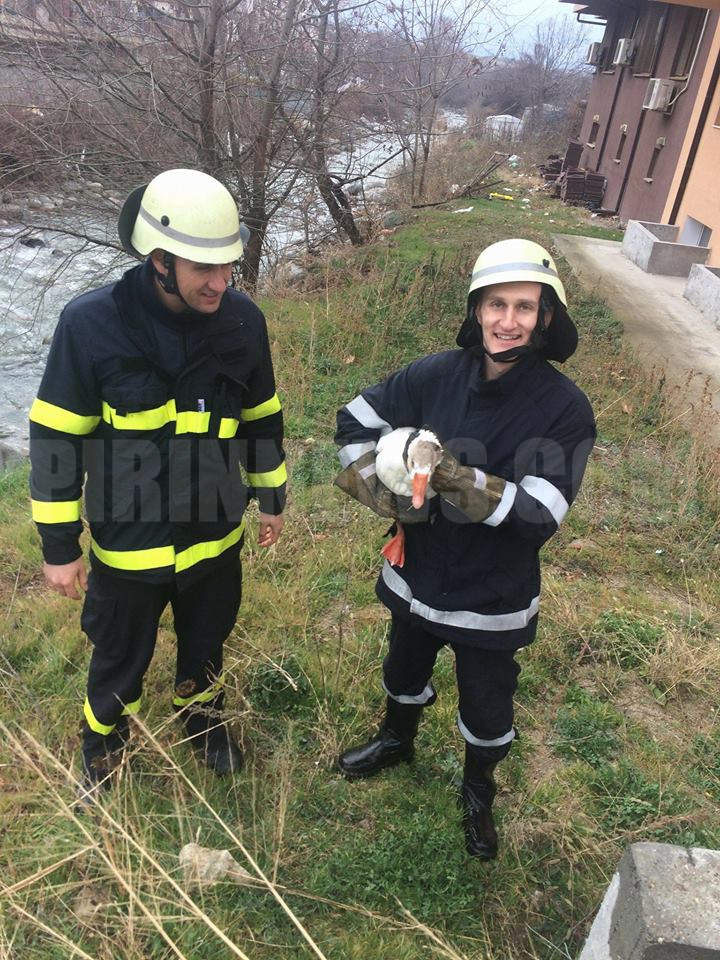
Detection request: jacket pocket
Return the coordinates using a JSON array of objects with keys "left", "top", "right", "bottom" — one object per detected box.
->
[{"left": 102, "top": 385, "right": 170, "bottom": 418}]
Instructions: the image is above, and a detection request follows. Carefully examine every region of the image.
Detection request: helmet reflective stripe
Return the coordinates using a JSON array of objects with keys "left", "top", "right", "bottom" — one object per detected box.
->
[
  {"left": 471, "top": 260, "right": 560, "bottom": 282},
  {"left": 137, "top": 206, "right": 241, "bottom": 251},
  {"left": 468, "top": 238, "right": 567, "bottom": 307},
  {"left": 118, "top": 168, "right": 244, "bottom": 263}
]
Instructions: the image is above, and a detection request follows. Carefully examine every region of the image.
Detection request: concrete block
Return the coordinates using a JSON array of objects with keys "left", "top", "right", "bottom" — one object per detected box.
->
[
  {"left": 684, "top": 263, "right": 720, "bottom": 330},
  {"left": 621, "top": 220, "right": 710, "bottom": 277},
  {"left": 579, "top": 843, "right": 720, "bottom": 960}
]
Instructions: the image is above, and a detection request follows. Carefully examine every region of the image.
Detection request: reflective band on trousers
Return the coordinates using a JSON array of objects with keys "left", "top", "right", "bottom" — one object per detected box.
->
[
  {"left": 138, "top": 206, "right": 241, "bottom": 249},
  {"left": 457, "top": 714, "right": 516, "bottom": 747},
  {"left": 84, "top": 695, "right": 141, "bottom": 735},
  {"left": 90, "top": 519, "right": 246, "bottom": 573},
  {"left": 382, "top": 680, "right": 435, "bottom": 705},
  {"left": 471, "top": 260, "right": 559, "bottom": 282},
  {"left": 381, "top": 561, "right": 539, "bottom": 632},
  {"left": 31, "top": 498, "right": 82, "bottom": 524},
  {"left": 173, "top": 677, "right": 225, "bottom": 708},
  {"left": 30, "top": 397, "right": 100, "bottom": 436}
]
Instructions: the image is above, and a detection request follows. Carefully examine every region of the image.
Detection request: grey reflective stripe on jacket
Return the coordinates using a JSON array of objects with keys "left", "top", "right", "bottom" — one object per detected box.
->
[{"left": 381, "top": 561, "right": 540, "bottom": 633}]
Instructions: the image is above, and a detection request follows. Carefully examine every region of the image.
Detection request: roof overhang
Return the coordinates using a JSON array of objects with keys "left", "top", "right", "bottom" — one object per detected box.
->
[{"left": 560, "top": 0, "right": 720, "bottom": 16}]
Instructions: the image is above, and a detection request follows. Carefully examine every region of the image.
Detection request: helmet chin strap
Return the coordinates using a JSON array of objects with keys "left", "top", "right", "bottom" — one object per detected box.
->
[{"left": 152, "top": 252, "right": 216, "bottom": 318}]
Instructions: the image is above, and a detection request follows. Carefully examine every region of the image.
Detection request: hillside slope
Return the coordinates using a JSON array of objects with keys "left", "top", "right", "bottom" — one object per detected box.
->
[{"left": 1, "top": 190, "right": 718, "bottom": 960}]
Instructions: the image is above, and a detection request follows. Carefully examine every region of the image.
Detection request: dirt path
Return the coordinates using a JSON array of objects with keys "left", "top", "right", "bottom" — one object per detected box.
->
[{"left": 553, "top": 234, "right": 720, "bottom": 445}]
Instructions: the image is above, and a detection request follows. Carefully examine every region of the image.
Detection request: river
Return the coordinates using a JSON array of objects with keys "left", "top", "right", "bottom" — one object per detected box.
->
[{"left": 0, "top": 114, "right": 464, "bottom": 461}]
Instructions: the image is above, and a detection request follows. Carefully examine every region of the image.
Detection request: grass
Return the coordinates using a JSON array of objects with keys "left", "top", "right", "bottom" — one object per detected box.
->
[{"left": 1, "top": 179, "right": 720, "bottom": 958}]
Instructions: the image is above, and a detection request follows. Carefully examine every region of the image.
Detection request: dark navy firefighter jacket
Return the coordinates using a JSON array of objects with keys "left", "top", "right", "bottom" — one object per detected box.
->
[
  {"left": 29, "top": 260, "right": 286, "bottom": 589},
  {"left": 335, "top": 349, "right": 596, "bottom": 651}
]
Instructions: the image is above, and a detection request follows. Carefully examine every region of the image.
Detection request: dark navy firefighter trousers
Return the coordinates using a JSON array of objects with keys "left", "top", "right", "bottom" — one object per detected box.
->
[
  {"left": 382, "top": 613, "right": 521, "bottom": 761},
  {"left": 80, "top": 561, "right": 241, "bottom": 761}
]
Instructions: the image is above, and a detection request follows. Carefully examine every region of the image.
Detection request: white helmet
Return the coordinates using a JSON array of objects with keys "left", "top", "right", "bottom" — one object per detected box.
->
[
  {"left": 118, "top": 168, "right": 245, "bottom": 263},
  {"left": 458, "top": 238, "right": 578, "bottom": 363},
  {"left": 468, "top": 238, "right": 567, "bottom": 306}
]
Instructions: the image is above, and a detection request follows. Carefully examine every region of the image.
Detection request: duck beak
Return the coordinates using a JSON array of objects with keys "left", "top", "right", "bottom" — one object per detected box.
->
[{"left": 411, "top": 472, "right": 429, "bottom": 509}]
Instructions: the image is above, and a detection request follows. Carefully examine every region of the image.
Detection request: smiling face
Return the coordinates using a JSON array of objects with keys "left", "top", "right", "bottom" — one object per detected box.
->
[
  {"left": 151, "top": 251, "right": 233, "bottom": 314},
  {"left": 474, "top": 280, "right": 551, "bottom": 377}
]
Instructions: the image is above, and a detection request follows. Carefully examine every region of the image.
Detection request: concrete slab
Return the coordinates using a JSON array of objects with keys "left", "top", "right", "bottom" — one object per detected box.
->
[
  {"left": 621, "top": 220, "right": 709, "bottom": 277},
  {"left": 579, "top": 843, "right": 720, "bottom": 959},
  {"left": 685, "top": 263, "right": 720, "bottom": 330},
  {"left": 553, "top": 234, "right": 720, "bottom": 444}
]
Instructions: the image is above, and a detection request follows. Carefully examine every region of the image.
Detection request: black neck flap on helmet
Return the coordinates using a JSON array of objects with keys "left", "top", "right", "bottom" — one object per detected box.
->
[{"left": 457, "top": 284, "right": 579, "bottom": 363}]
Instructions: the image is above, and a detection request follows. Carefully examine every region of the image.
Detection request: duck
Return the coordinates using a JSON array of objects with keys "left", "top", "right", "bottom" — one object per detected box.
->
[{"left": 375, "top": 427, "right": 443, "bottom": 567}]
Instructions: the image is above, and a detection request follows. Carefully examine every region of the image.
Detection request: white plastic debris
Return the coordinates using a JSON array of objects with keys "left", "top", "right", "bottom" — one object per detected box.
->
[
  {"left": 179, "top": 843, "right": 260, "bottom": 887},
  {"left": 453, "top": 206, "right": 474, "bottom": 214}
]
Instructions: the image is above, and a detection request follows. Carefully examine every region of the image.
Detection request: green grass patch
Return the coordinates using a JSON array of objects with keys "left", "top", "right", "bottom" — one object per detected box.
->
[{"left": 2, "top": 188, "right": 719, "bottom": 959}]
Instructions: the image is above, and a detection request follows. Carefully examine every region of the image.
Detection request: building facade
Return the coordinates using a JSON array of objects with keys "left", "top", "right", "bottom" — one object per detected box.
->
[{"left": 565, "top": 0, "right": 720, "bottom": 265}]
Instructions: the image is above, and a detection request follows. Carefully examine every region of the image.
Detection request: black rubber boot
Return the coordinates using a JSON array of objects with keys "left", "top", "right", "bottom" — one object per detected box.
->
[
  {"left": 461, "top": 745, "right": 499, "bottom": 860},
  {"left": 81, "top": 716, "right": 130, "bottom": 793},
  {"left": 183, "top": 707, "right": 244, "bottom": 777},
  {"left": 338, "top": 697, "right": 424, "bottom": 779}
]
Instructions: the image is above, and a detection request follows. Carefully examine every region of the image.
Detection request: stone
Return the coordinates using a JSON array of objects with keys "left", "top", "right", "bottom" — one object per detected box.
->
[
  {"left": 579, "top": 843, "right": 720, "bottom": 959},
  {"left": 381, "top": 210, "right": 405, "bottom": 229}
]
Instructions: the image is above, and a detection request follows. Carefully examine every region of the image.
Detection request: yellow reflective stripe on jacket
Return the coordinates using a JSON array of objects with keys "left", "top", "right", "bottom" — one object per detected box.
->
[
  {"left": 91, "top": 540, "right": 176, "bottom": 571},
  {"left": 173, "top": 677, "right": 225, "bottom": 708},
  {"left": 176, "top": 413, "right": 239, "bottom": 437},
  {"left": 84, "top": 697, "right": 116, "bottom": 736},
  {"left": 176, "top": 409, "right": 210, "bottom": 434},
  {"left": 246, "top": 462, "right": 287, "bottom": 488},
  {"left": 30, "top": 397, "right": 100, "bottom": 435},
  {"left": 90, "top": 519, "right": 245, "bottom": 574},
  {"left": 174, "top": 520, "right": 246, "bottom": 574},
  {"left": 218, "top": 418, "right": 240, "bottom": 438},
  {"left": 101, "top": 399, "right": 176, "bottom": 430},
  {"left": 101, "top": 399, "right": 239, "bottom": 437},
  {"left": 31, "top": 498, "right": 82, "bottom": 524},
  {"left": 241, "top": 392, "right": 281, "bottom": 422}
]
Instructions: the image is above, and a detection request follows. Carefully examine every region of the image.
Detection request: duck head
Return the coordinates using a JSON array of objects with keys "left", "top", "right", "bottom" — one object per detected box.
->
[{"left": 405, "top": 428, "right": 442, "bottom": 508}]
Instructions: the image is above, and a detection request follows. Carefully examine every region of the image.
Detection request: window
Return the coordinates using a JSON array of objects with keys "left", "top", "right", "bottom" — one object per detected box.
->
[
  {"left": 671, "top": 7, "right": 705, "bottom": 79},
  {"left": 633, "top": 4, "right": 667, "bottom": 76},
  {"left": 679, "top": 216, "right": 712, "bottom": 247},
  {"left": 614, "top": 126, "right": 628, "bottom": 163},
  {"left": 587, "top": 117, "right": 600, "bottom": 147},
  {"left": 644, "top": 137, "right": 665, "bottom": 182}
]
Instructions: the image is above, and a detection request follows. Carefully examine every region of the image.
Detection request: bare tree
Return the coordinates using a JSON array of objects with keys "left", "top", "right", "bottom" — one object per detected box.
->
[
  {"left": 511, "top": 16, "right": 592, "bottom": 133},
  {"left": 1, "top": 0, "right": 314, "bottom": 286},
  {"left": 368, "top": 0, "right": 490, "bottom": 202}
]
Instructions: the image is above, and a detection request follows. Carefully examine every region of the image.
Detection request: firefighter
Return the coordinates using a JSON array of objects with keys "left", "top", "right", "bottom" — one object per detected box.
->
[
  {"left": 29, "top": 169, "right": 286, "bottom": 791},
  {"left": 334, "top": 239, "right": 596, "bottom": 859}
]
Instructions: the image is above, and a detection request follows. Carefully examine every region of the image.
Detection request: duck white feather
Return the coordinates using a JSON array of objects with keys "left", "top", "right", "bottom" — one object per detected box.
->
[{"left": 376, "top": 427, "right": 441, "bottom": 505}]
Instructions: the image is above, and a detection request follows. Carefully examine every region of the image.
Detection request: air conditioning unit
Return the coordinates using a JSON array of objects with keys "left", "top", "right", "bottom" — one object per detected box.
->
[
  {"left": 643, "top": 78, "right": 676, "bottom": 112},
  {"left": 585, "top": 42, "right": 602, "bottom": 66},
  {"left": 612, "top": 38, "right": 635, "bottom": 66}
]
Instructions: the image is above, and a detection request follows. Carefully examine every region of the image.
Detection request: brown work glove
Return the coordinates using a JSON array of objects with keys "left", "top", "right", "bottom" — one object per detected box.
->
[
  {"left": 334, "top": 451, "right": 432, "bottom": 523},
  {"left": 430, "top": 448, "right": 507, "bottom": 523}
]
